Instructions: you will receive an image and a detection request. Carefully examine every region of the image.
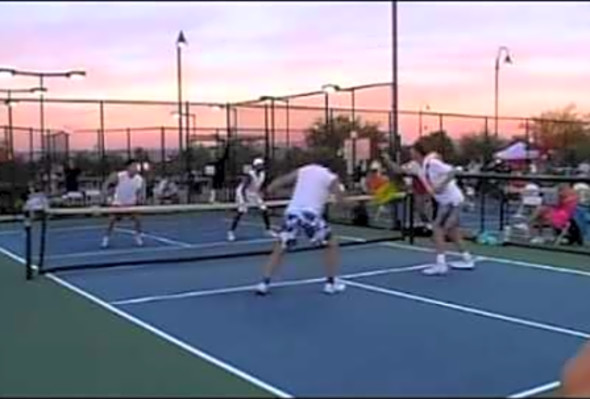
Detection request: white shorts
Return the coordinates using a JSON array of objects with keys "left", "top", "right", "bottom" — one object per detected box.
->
[{"left": 236, "top": 190, "right": 266, "bottom": 213}]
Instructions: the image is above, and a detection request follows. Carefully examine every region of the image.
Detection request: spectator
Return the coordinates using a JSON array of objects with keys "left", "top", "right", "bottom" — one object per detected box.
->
[
  {"left": 210, "top": 142, "right": 230, "bottom": 202},
  {"left": 153, "top": 175, "right": 180, "bottom": 204},
  {"left": 63, "top": 159, "right": 81, "bottom": 193},
  {"left": 520, "top": 184, "right": 578, "bottom": 244}
]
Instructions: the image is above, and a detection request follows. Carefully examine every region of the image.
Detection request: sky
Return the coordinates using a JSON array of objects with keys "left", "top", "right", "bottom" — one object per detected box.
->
[{"left": 0, "top": 1, "right": 589, "bottom": 149}]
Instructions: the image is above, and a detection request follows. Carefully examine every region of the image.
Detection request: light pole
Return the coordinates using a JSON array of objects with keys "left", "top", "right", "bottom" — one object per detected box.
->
[
  {"left": 176, "top": 30, "right": 187, "bottom": 165},
  {"left": 172, "top": 111, "right": 196, "bottom": 146},
  {"left": 418, "top": 104, "right": 430, "bottom": 138},
  {"left": 0, "top": 87, "right": 45, "bottom": 208},
  {"left": 494, "top": 46, "right": 512, "bottom": 138},
  {"left": 0, "top": 87, "right": 45, "bottom": 159},
  {"left": 0, "top": 67, "right": 86, "bottom": 189}
]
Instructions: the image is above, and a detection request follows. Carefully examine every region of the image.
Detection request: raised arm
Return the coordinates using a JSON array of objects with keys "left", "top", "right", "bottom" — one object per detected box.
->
[
  {"left": 266, "top": 170, "right": 298, "bottom": 196},
  {"left": 380, "top": 151, "right": 405, "bottom": 177},
  {"left": 329, "top": 176, "right": 345, "bottom": 204}
]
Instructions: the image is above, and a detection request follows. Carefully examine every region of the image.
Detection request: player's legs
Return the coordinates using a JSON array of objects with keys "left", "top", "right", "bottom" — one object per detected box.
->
[
  {"left": 423, "top": 203, "right": 452, "bottom": 276},
  {"left": 228, "top": 191, "right": 247, "bottom": 241},
  {"left": 255, "top": 241, "right": 286, "bottom": 295},
  {"left": 253, "top": 194, "right": 275, "bottom": 236},
  {"left": 102, "top": 214, "right": 121, "bottom": 248},
  {"left": 445, "top": 208, "right": 474, "bottom": 270},
  {"left": 321, "top": 234, "right": 345, "bottom": 294},
  {"left": 255, "top": 212, "right": 296, "bottom": 295},
  {"left": 130, "top": 213, "right": 144, "bottom": 246}
]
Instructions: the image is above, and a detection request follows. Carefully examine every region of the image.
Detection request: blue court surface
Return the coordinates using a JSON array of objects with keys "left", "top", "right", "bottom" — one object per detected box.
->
[{"left": 1, "top": 216, "right": 588, "bottom": 397}]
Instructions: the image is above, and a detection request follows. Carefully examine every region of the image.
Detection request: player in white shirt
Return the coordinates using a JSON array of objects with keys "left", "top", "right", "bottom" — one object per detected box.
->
[
  {"left": 100, "top": 159, "right": 146, "bottom": 248},
  {"left": 410, "top": 143, "right": 474, "bottom": 275},
  {"left": 227, "top": 158, "right": 274, "bottom": 241},
  {"left": 255, "top": 163, "right": 346, "bottom": 296}
]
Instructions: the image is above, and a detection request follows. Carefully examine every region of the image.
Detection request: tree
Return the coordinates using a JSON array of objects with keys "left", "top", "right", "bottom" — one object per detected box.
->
[
  {"left": 457, "top": 132, "right": 508, "bottom": 164},
  {"left": 415, "top": 130, "right": 458, "bottom": 163},
  {"left": 528, "top": 105, "right": 590, "bottom": 166},
  {"left": 305, "top": 115, "right": 387, "bottom": 158}
]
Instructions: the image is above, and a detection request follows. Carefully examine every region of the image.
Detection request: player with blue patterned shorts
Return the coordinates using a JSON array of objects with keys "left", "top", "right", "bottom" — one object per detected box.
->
[{"left": 255, "top": 163, "right": 346, "bottom": 296}]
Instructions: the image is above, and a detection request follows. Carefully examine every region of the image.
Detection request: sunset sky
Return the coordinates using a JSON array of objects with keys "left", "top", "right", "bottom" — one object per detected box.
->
[{"left": 1, "top": 1, "right": 589, "bottom": 150}]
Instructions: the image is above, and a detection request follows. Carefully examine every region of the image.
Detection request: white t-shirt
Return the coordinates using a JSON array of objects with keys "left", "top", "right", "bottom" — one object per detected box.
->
[
  {"left": 113, "top": 171, "right": 144, "bottom": 206},
  {"left": 287, "top": 164, "right": 337, "bottom": 215},
  {"left": 237, "top": 170, "right": 265, "bottom": 195},
  {"left": 422, "top": 155, "right": 464, "bottom": 206}
]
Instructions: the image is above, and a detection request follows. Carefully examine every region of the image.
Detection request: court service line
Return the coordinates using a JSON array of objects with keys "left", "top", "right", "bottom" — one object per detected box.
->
[
  {"left": 343, "top": 279, "right": 590, "bottom": 340},
  {"left": 115, "top": 227, "right": 192, "bottom": 248},
  {"left": 508, "top": 380, "right": 561, "bottom": 398},
  {"left": 110, "top": 264, "right": 431, "bottom": 306},
  {"left": 45, "top": 237, "right": 277, "bottom": 261},
  {"left": 0, "top": 224, "right": 104, "bottom": 236},
  {"left": 0, "top": 247, "right": 293, "bottom": 399},
  {"left": 381, "top": 241, "right": 590, "bottom": 279}
]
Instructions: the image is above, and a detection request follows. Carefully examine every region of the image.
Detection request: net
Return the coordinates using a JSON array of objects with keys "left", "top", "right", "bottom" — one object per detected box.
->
[{"left": 28, "top": 194, "right": 410, "bottom": 276}]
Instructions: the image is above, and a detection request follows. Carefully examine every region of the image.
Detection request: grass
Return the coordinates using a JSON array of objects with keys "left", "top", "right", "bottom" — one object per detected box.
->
[{"left": 0, "top": 254, "right": 273, "bottom": 397}]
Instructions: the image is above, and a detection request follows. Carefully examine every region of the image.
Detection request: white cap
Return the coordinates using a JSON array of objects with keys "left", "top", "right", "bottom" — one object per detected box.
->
[{"left": 253, "top": 158, "right": 264, "bottom": 166}]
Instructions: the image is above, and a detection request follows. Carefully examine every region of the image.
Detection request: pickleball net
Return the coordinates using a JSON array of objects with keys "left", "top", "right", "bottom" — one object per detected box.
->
[{"left": 26, "top": 194, "right": 411, "bottom": 277}]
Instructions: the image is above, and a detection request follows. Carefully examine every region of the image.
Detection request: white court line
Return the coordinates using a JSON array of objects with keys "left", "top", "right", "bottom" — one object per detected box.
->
[
  {"left": 110, "top": 264, "right": 431, "bottom": 306},
  {"left": 508, "top": 380, "right": 560, "bottom": 398},
  {"left": 343, "top": 279, "right": 590, "bottom": 340},
  {"left": 46, "top": 237, "right": 277, "bottom": 261},
  {"left": 0, "top": 246, "right": 293, "bottom": 398},
  {"left": 381, "top": 241, "right": 590, "bottom": 279},
  {"left": 0, "top": 224, "right": 104, "bottom": 236},
  {"left": 115, "top": 227, "right": 192, "bottom": 248}
]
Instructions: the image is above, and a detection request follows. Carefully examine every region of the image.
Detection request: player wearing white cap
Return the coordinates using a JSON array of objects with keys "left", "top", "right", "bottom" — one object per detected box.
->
[
  {"left": 227, "top": 157, "right": 274, "bottom": 241},
  {"left": 255, "top": 162, "right": 346, "bottom": 296}
]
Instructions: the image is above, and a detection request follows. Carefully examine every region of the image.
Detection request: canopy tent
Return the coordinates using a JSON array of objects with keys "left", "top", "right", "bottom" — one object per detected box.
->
[{"left": 494, "top": 141, "right": 540, "bottom": 161}]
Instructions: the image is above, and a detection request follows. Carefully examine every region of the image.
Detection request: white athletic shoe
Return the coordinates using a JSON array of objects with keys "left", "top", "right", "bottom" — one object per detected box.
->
[
  {"left": 255, "top": 282, "right": 269, "bottom": 295},
  {"left": 323, "top": 279, "right": 346, "bottom": 294},
  {"left": 449, "top": 259, "right": 475, "bottom": 270},
  {"left": 266, "top": 230, "right": 278, "bottom": 238},
  {"left": 101, "top": 237, "right": 110, "bottom": 249},
  {"left": 135, "top": 234, "right": 144, "bottom": 247},
  {"left": 227, "top": 231, "right": 236, "bottom": 242},
  {"left": 422, "top": 263, "right": 449, "bottom": 276}
]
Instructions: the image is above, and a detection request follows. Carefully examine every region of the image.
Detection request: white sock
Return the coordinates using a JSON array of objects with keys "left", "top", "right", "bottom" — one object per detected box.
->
[
  {"left": 436, "top": 253, "right": 446, "bottom": 265},
  {"left": 462, "top": 252, "right": 472, "bottom": 262}
]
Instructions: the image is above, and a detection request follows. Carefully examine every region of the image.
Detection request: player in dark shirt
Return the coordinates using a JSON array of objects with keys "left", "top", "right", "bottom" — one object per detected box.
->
[{"left": 63, "top": 160, "right": 81, "bottom": 193}]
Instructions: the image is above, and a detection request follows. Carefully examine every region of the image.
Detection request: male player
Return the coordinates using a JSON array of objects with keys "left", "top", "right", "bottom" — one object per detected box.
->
[
  {"left": 255, "top": 162, "right": 346, "bottom": 296},
  {"left": 227, "top": 157, "right": 274, "bottom": 241},
  {"left": 101, "top": 159, "right": 146, "bottom": 248},
  {"left": 382, "top": 144, "right": 474, "bottom": 275}
]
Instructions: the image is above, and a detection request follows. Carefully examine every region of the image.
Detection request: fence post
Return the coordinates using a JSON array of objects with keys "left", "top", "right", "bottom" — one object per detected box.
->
[
  {"left": 126, "top": 128, "right": 131, "bottom": 161},
  {"left": 160, "top": 127, "right": 166, "bottom": 174},
  {"left": 99, "top": 101, "right": 106, "bottom": 183}
]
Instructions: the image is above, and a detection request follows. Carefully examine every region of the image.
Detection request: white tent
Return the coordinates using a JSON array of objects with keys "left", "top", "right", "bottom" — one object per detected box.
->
[{"left": 494, "top": 141, "right": 540, "bottom": 161}]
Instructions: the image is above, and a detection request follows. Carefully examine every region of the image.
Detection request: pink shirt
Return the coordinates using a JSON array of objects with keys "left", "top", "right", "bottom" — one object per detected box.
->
[{"left": 550, "top": 192, "right": 578, "bottom": 229}]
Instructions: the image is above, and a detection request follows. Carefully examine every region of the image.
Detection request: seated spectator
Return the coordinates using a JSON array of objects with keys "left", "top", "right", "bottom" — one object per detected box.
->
[
  {"left": 519, "top": 184, "right": 578, "bottom": 244},
  {"left": 153, "top": 175, "right": 180, "bottom": 204}
]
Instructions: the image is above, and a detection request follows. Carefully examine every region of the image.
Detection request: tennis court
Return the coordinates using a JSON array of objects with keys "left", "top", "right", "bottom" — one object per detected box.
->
[{"left": 0, "top": 203, "right": 587, "bottom": 396}]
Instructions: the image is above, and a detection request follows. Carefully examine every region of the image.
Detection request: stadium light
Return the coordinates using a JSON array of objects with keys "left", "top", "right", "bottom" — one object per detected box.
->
[
  {"left": 494, "top": 46, "right": 513, "bottom": 138},
  {"left": 1, "top": 67, "right": 87, "bottom": 188}
]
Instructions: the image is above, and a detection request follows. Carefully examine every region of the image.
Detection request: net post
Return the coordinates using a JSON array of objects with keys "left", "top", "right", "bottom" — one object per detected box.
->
[
  {"left": 24, "top": 211, "right": 33, "bottom": 280},
  {"left": 478, "top": 178, "right": 486, "bottom": 234},
  {"left": 408, "top": 191, "right": 415, "bottom": 245},
  {"left": 37, "top": 210, "right": 48, "bottom": 273},
  {"left": 499, "top": 187, "right": 506, "bottom": 232}
]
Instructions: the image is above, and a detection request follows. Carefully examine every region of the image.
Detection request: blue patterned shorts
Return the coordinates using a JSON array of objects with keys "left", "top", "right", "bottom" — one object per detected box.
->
[{"left": 279, "top": 209, "right": 332, "bottom": 250}]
